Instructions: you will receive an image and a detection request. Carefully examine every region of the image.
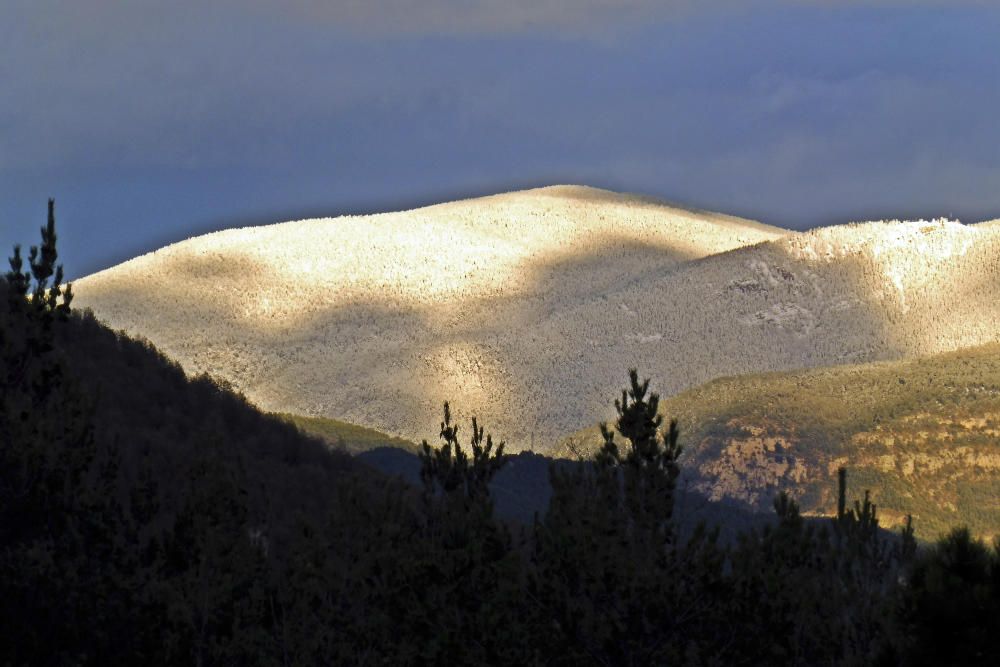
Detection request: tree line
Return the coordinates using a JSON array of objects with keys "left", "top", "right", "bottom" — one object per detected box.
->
[{"left": 2, "top": 202, "right": 1000, "bottom": 665}]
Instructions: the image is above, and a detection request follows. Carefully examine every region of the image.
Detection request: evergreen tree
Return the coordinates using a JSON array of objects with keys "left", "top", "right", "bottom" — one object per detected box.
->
[
  {"left": 596, "top": 369, "right": 683, "bottom": 550},
  {"left": 0, "top": 200, "right": 129, "bottom": 664},
  {"left": 419, "top": 401, "right": 506, "bottom": 502},
  {"left": 151, "top": 438, "right": 273, "bottom": 667},
  {"left": 406, "top": 403, "right": 530, "bottom": 664},
  {"left": 896, "top": 527, "right": 1000, "bottom": 666},
  {"left": 729, "top": 469, "right": 915, "bottom": 665},
  {"left": 532, "top": 370, "right": 726, "bottom": 665}
]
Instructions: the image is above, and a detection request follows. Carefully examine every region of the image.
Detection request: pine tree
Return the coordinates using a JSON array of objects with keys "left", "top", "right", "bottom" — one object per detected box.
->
[
  {"left": 419, "top": 401, "right": 506, "bottom": 502},
  {"left": 151, "top": 438, "right": 272, "bottom": 667},
  {"left": 897, "top": 527, "right": 1000, "bottom": 665},
  {"left": 729, "top": 469, "right": 916, "bottom": 664},
  {"left": 596, "top": 368, "right": 683, "bottom": 549},
  {"left": 408, "top": 404, "right": 530, "bottom": 663},
  {"left": 533, "top": 370, "right": 725, "bottom": 665},
  {"left": 0, "top": 200, "right": 128, "bottom": 664},
  {"left": 6, "top": 198, "right": 73, "bottom": 318}
]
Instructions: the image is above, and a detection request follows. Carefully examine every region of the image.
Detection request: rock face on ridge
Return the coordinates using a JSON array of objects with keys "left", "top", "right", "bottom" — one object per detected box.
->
[{"left": 74, "top": 186, "right": 1000, "bottom": 451}]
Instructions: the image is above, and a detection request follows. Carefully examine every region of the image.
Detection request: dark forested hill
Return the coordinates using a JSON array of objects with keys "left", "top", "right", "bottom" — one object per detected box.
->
[
  {"left": 57, "top": 307, "right": 383, "bottom": 532},
  {"left": 1, "top": 264, "right": 420, "bottom": 663}
]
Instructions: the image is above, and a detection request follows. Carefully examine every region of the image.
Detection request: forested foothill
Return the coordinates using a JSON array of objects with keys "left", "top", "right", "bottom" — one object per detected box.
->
[{"left": 3, "top": 203, "right": 1000, "bottom": 665}]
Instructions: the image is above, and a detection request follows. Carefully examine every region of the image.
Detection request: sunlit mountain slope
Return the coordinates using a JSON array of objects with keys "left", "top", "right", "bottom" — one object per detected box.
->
[
  {"left": 74, "top": 186, "right": 1000, "bottom": 450},
  {"left": 561, "top": 342, "right": 1000, "bottom": 540}
]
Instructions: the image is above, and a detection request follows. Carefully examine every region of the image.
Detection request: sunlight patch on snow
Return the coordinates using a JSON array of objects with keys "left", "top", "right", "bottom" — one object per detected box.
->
[
  {"left": 71, "top": 187, "right": 1000, "bottom": 449},
  {"left": 78, "top": 185, "right": 784, "bottom": 333}
]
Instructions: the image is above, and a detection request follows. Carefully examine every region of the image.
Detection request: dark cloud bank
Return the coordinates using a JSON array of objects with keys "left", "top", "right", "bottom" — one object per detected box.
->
[{"left": 2, "top": 1, "right": 999, "bottom": 277}]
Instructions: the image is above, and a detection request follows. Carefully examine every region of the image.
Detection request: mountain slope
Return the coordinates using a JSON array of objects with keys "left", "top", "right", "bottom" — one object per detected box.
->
[
  {"left": 73, "top": 185, "right": 783, "bottom": 445},
  {"left": 561, "top": 342, "right": 1000, "bottom": 540},
  {"left": 277, "top": 412, "right": 421, "bottom": 454},
  {"left": 74, "top": 186, "right": 1000, "bottom": 450}
]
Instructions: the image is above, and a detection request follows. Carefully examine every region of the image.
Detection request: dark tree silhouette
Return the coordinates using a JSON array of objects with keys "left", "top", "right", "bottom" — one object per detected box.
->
[{"left": 532, "top": 369, "right": 726, "bottom": 665}]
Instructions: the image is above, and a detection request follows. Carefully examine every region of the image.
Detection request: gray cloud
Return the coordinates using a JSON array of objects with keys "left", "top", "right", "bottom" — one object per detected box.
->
[
  {"left": 175, "top": 0, "right": 716, "bottom": 36},
  {"left": 2, "top": 0, "right": 999, "bottom": 276},
  {"left": 229, "top": 0, "right": 1000, "bottom": 35},
  {"left": 4, "top": 0, "right": 992, "bottom": 48},
  {"left": 3, "top": 0, "right": 711, "bottom": 43}
]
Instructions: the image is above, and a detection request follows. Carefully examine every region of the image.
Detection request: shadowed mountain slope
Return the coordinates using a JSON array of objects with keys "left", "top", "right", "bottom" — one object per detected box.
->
[{"left": 74, "top": 186, "right": 1000, "bottom": 450}]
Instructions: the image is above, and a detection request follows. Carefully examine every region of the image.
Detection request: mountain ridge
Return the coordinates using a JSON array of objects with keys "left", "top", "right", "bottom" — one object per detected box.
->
[{"left": 73, "top": 186, "right": 1000, "bottom": 450}]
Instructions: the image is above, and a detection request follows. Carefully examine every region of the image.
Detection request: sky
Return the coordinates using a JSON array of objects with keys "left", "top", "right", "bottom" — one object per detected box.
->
[{"left": 2, "top": 0, "right": 999, "bottom": 278}]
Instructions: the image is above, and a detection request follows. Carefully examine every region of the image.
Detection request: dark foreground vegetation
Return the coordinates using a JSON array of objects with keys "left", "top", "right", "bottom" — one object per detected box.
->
[{"left": 3, "top": 204, "right": 1000, "bottom": 665}]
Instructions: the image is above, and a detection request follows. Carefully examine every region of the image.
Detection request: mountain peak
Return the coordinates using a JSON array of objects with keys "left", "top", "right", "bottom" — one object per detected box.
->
[{"left": 72, "top": 188, "right": 1000, "bottom": 449}]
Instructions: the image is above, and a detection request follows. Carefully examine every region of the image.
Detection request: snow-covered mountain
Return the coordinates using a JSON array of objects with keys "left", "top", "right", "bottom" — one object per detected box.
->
[{"left": 74, "top": 186, "right": 1000, "bottom": 450}]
